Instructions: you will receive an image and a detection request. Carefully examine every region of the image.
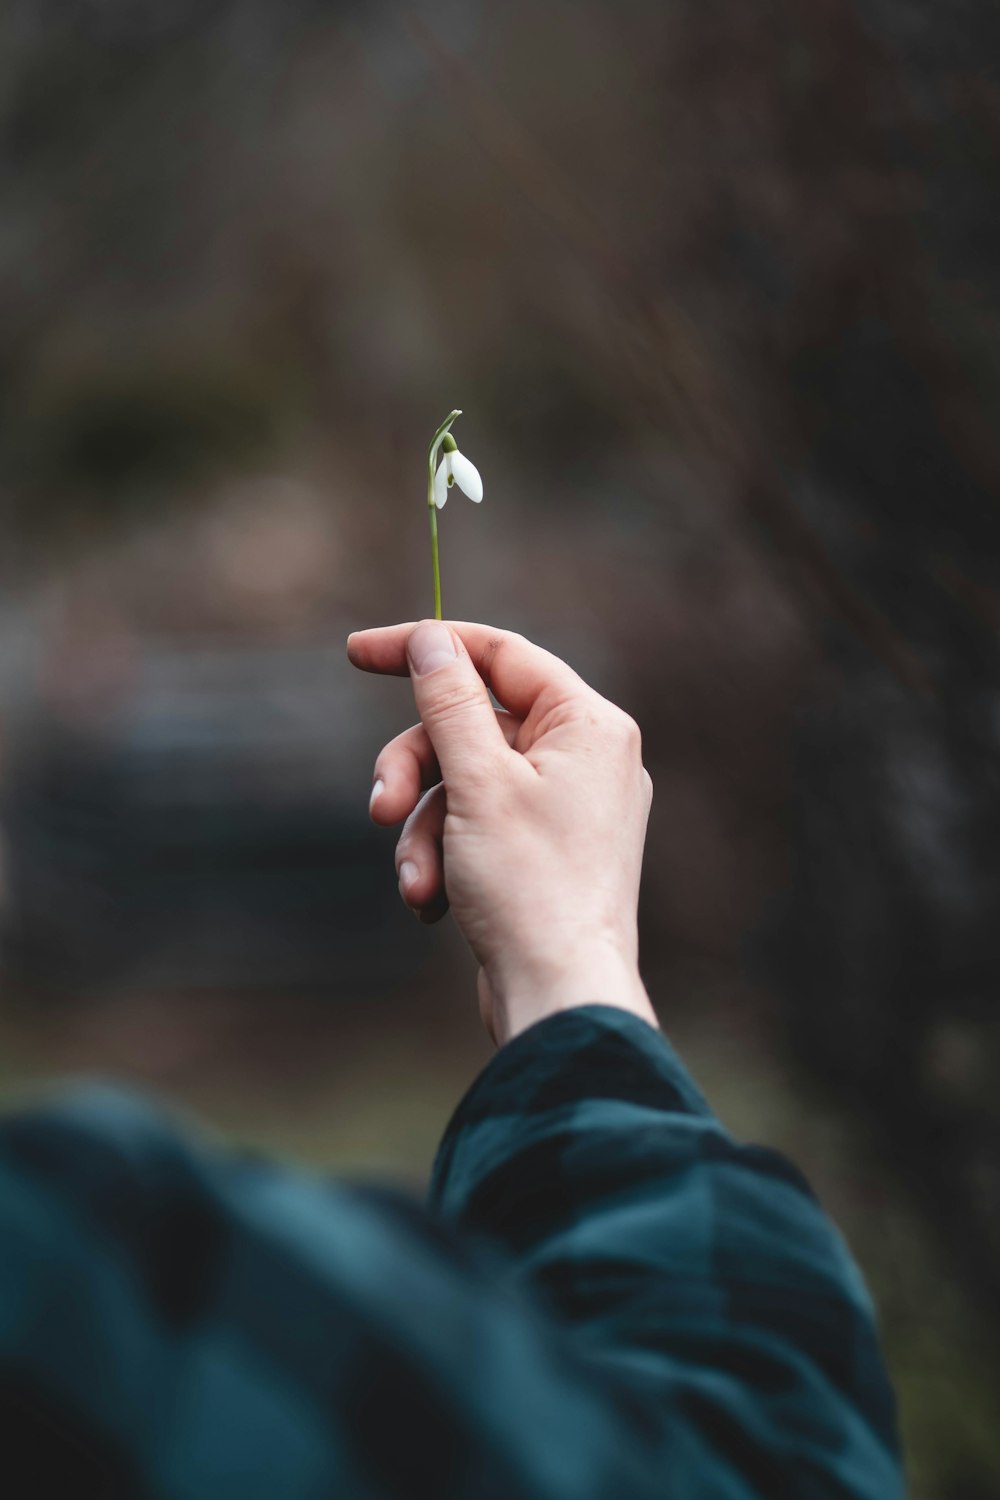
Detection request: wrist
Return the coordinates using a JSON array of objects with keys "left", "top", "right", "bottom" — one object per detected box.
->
[{"left": 489, "top": 944, "right": 657, "bottom": 1046}]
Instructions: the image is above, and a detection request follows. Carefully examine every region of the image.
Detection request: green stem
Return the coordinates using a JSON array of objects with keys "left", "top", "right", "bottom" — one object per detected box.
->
[
  {"left": 429, "top": 409, "right": 462, "bottom": 461},
  {"left": 426, "top": 409, "right": 461, "bottom": 620},
  {"left": 428, "top": 478, "right": 442, "bottom": 620}
]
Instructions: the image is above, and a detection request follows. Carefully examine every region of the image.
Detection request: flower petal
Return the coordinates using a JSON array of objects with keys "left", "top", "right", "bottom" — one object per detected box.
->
[
  {"left": 433, "top": 456, "right": 451, "bottom": 509},
  {"left": 449, "top": 450, "right": 483, "bottom": 503}
]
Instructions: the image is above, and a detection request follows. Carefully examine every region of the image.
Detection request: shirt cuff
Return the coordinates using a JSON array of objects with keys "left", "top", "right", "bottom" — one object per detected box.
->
[{"left": 428, "top": 1004, "right": 714, "bottom": 1218}]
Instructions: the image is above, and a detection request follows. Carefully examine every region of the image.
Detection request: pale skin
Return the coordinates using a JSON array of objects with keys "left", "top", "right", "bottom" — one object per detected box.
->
[{"left": 346, "top": 620, "right": 658, "bottom": 1047}]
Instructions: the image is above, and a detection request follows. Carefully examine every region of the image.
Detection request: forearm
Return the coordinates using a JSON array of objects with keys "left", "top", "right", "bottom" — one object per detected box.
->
[{"left": 431, "top": 1006, "right": 904, "bottom": 1499}]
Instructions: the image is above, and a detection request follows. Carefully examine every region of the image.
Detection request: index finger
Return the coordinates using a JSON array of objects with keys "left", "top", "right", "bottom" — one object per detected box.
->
[{"left": 347, "top": 621, "right": 586, "bottom": 720}]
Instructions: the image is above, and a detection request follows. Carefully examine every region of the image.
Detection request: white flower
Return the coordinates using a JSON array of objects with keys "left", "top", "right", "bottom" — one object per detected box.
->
[{"left": 433, "top": 446, "right": 483, "bottom": 509}]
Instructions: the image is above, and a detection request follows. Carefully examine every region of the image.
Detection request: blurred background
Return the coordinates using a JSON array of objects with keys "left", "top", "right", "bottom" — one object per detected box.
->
[{"left": 0, "top": 2, "right": 998, "bottom": 1492}]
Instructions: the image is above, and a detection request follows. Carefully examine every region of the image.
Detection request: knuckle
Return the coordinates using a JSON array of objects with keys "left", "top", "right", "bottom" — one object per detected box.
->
[
  {"left": 480, "top": 633, "right": 506, "bottom": 678},
  {"left": 606, "top": 705, "right": 642, "bottom": 753},
  {"left": 624, "top": 715, "right": 643, "bottom": 752},
  {"left": 423, "top": 680, "right": 483, "bottom": 726}
]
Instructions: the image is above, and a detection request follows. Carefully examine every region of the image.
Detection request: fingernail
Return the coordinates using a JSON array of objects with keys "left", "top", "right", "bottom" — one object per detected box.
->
[
  {"left": 408, "top": 621, "right": 458, "bottom": 677},
  {"left": 369, "top": 778, "right": 385, "bottom": 814},
  {"left": 398, "top": 860, "right": 419, "bottom": 896}
]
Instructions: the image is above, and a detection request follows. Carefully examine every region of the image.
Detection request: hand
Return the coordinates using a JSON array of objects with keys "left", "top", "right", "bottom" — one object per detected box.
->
[{"left": 347, "top": 620, "right": 657, "bottom": 1045}]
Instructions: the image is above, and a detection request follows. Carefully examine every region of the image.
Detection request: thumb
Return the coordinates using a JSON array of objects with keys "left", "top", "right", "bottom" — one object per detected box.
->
[{"left": 406, "top": 620, "right": 509, "bottom": 785}]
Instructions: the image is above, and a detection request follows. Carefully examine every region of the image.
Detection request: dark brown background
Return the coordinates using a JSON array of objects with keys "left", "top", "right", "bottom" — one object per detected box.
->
[{"left": 1, "top": 5, "right": 998, "bottom": 1494}]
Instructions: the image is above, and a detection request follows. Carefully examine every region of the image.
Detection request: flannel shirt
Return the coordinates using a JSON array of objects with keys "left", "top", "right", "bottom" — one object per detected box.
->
[{"left": 0, "top": 1005, "right": 903, "bottom": 1498}]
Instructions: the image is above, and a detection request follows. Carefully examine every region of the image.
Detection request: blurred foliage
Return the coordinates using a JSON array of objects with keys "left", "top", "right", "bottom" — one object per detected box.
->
[
  {"left": 1, "top": 2, "right": 1000, "bottom": 1494},
  {"left": 6, "top": 351, "right": 293, "bottom": 508}
]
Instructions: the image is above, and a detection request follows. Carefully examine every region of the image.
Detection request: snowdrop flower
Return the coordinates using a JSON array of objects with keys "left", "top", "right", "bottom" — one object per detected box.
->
[
  {"left": 425, "top": 409, "right": 483, "bottom": 619},
  {"left": 433, "top": 434, "right": 484, "bottom": 509}
]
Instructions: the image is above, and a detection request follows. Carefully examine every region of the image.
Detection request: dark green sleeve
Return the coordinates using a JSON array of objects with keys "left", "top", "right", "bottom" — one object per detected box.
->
[
  {"left": 0, "top": 1006, "right": 904, "bottom": 1498},
  {"left": 430, "top": 1005, "right": 904, "bottom": 1499}
]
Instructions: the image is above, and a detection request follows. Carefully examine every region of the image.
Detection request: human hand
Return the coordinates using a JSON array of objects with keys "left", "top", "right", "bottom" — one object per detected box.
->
[{"left": 347, "top": 621, "right": 657, "bottom": 1045}]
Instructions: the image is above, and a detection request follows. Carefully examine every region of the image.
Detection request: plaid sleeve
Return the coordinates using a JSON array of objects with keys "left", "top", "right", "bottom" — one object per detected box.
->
[
  {"left": 430, "top": 1005, "right": 905, "bottom": 1499},
  {"left": 0, "top": 1006, "right": 904, "bottom": 1500}
]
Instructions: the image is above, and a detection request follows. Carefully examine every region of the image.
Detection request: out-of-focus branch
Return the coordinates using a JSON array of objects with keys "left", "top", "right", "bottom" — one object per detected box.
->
[{"left": 402, "top": 7, "right": 935, "bottom": 697}]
